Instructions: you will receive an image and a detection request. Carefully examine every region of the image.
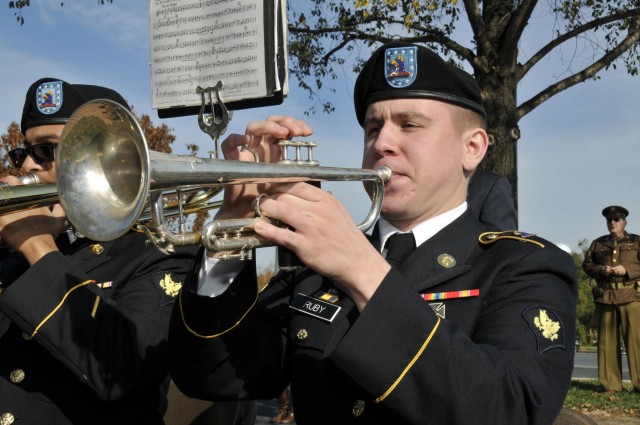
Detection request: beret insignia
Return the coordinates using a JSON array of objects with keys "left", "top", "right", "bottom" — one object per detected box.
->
[
  {"left": 151, "top": 272, "right": 183, "bottom": 306},
  {"left": 385, "top": 46, "right": 417, "bottom": 89},
  {"left": 36, "top": 80, "right": 63, "bottom": 115},
  {"left": 478, "top": 231, "right": 544, "bottom": 248},
  {"left": 523, "top": 306, "right": 565, "bottom": 352}
]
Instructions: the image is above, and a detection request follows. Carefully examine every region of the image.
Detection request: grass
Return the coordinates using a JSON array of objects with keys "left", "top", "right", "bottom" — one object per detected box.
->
[{"left": 564, "top": 380, "right": 640, "bottom": 419}]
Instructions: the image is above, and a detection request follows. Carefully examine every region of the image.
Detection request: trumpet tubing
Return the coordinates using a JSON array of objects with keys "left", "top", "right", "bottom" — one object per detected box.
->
[
  {"left": 56, "top": 99, "right": 391, "bottom": 257},
  {"left": 0, "top": 174, "right": 58, "bottom": 215}
]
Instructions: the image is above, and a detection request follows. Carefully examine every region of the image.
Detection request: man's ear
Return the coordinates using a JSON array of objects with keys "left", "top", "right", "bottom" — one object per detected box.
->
[{"left": 462, "top": 128, "right": 488, "bottom": 172}]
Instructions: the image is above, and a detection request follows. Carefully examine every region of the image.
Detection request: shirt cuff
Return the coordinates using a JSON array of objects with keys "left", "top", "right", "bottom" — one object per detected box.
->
[{"left": 197, "top": 251, "right": 244, "bottom": 297}]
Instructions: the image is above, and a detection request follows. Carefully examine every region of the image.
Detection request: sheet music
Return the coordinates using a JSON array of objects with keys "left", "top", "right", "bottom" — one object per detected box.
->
[{"left": 150, "top": 0, "right": 270, "bottom": 109}]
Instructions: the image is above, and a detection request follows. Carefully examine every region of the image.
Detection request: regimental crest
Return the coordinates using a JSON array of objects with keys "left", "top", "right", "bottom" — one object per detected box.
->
[
  {"left": 36, "top": 80, "right": 63, "bottom": 115},
  {"left": 523, "top": 306, "right": 565, "bottom": 352},
  {"left": 151, "top": 272, "right": 183, "bottom": 306},
  {"left": 385, "top": 46, "right": 417, "bottom": 89}
]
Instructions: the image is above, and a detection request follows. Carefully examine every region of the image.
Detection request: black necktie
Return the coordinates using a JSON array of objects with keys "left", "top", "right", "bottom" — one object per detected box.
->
[{"left": 384, "top": 232, "right": 416, "bottom": 267}]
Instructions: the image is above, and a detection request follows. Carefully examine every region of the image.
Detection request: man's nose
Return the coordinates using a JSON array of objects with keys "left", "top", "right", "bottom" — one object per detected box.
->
[
  {"left": 372, "top": 126, "right": 399, "bottom": 156},
  {"left": 21, "top": 155, "right": 43, "bottom": 173}
]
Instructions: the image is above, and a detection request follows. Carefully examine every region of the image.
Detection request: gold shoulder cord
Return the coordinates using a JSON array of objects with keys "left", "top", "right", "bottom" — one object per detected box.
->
[
  {"left": 479, "top": 231, "right": 545, "bottom": 248},
  {"left": 178, "top": 285, "right": 259, "bottom": 339},
  {"left": 375, "top": 316, "right": 442, "bottom": 403},
  {"left": 31, "top": 279, "right": 96, "bottom": 338}
]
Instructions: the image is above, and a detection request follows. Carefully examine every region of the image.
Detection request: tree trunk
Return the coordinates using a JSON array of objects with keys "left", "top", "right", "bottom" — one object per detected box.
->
[
  {"left": 483, "top": 120, "right": 519, "bottom": 209},
  {"left": 476, "top": 70, "right": 520, "bottom": 220}
]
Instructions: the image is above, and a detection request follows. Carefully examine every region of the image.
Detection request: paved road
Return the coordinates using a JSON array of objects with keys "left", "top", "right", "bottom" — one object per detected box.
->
[{"left": 573, "top": 351, "right": 630, "bottom": 381}]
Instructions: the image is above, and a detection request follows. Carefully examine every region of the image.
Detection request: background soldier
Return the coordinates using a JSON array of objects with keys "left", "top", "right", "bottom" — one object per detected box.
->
[{"left": 583, "top": 205, "right": 640, "bottom": 393}]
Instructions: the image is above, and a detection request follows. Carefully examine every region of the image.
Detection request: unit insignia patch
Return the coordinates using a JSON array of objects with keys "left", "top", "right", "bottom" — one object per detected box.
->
[
  {"left": 151, "top": 272, "right": 183, "bottom": 306},
  {"left": 523, "top": 306, "right": 565, "bottom": 352}
]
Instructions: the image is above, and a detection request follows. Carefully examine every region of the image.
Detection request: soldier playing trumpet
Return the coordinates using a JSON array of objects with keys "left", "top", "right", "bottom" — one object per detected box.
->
[
  {"left": 0, "top": 78, "right": 197, "bottom": 425},
  {"left": 169, "top": 43, "right": 578, "bottom": 424}
]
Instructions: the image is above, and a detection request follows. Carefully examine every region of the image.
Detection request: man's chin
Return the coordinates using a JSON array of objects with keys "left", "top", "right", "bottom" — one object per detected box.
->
[{"left": 380, "top": 204, "right": 409, "bottom": 221}]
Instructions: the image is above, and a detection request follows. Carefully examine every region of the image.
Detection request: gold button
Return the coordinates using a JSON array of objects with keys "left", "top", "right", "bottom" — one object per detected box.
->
[
  {"left": 613, "top": 250, "right": 617, "bottom": 254},
  {"left": 296, "top": 329, "right": 309, "bottom": 341},
  {"left": 0, "top": 412, "right": 15, "bottom": 425},
  {"left": 89, "top": 244, "right": 104, "bottom": 255},
  {"left": 352, "top": 399, "right": 365, "bottom": 417},
  {"left": 613, "top": 259, "right": 617, "bottom": 263},
  {"left": 437, "top": 253, "right": 456, "bottom": 268},
  {"left": 9, "top": 369, "right": 25, "bottom": 384}
]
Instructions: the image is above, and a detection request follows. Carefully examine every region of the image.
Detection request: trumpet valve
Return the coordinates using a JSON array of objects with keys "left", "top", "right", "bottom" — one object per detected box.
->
[{"left": 278, "top": 140, "right": 319, "bottom": 166}]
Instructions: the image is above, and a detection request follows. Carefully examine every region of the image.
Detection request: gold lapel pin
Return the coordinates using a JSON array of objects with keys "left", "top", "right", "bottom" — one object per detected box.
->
[
  {"left": 437, "top": 253, "right": 456, "bottom": 268},
  {"left": 89, "top": 243, "right": 104, "bottom": 255}
]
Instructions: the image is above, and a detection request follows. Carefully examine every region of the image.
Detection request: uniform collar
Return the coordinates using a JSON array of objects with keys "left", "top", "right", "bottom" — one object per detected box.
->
[{"left": 378, "top": 202, "right": 467, "bottom": 252}]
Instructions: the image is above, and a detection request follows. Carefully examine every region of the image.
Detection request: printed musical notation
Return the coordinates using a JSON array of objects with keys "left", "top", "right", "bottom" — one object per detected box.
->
[{"left": 150, "top": 0, "right": 278, "bottom": 110}]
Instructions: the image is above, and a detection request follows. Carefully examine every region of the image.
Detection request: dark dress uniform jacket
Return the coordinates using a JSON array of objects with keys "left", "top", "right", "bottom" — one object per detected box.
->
[
  {"left": 170, "top": 211, "right": 578, "bottom": 425},
  {"left": 0, "top": 231, "right": 197, "bottom": 425}
]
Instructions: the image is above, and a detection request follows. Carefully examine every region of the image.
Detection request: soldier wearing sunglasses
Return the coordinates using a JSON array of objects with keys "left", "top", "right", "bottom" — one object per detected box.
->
[
  {"left": 583, "top": 205, "right": 640, "bottom": 394},
  {"left": 0, "top": 78, "right": 197, "bottom": 425}
]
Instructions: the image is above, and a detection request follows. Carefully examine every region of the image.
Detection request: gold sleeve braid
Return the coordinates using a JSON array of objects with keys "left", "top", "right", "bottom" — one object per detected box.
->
[
  {"left": 177, "top": 284, "right": 259, "bottom": 339},
  {"left": 31, "top": 279, "right": 95, "bottom": 338},
  {"left": 374, "top": 316, "right": 442, "bottom": 403}
]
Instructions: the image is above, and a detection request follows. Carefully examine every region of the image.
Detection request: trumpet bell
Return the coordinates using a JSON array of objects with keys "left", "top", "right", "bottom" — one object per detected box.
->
[{"left": 56, "top": 99, "right": 150, "bottom": 241}]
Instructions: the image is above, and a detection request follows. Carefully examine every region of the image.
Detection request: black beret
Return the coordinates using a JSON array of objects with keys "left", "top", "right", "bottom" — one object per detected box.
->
[
  {"left": 602, "top": 205, "right": 629, "bottom": 218},
  {"left": 21, "top": 77, "right": 129, "bottom": 134},
  {"left": 354, "top": 42, "right": 485, "bottom": 126}
]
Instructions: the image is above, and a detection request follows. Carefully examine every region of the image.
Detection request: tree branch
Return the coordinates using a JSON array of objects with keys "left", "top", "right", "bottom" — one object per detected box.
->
[
  {"left": 501, "top": 0, "right": 538, "bottom": 61},
  {"left": 290, "top": 18, "right": 475, "bottom": 65},
  {"left": 518, "top": 8, "right": 640, "bottom": 80},
  {"left": 517, "top": 19, "right": 640, "bottom": 119},
  {"left": 463, "top": 0, "right": 484, "bottom": 39}
]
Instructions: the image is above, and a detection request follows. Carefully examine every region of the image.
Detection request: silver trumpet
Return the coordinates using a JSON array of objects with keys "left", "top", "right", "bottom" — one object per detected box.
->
[{"left": 56, "top": 99, "right": 391, "bottom": 258}]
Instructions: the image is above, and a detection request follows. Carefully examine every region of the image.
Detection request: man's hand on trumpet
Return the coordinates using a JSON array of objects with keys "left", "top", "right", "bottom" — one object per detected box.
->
[
  {"left": 0, "top": 175, "right": 65, "bottom": 265},
  {"left": 251, "top": 181, "right": 391, "bottom": 312},
  {"left": 215, "top": 116, "right": 313, "bottom": 221}
]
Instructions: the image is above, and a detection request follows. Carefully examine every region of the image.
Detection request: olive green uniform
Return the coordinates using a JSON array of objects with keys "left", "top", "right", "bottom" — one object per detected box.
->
[{"left": 583, "top": 232, "right": 640, "bottom": 392}]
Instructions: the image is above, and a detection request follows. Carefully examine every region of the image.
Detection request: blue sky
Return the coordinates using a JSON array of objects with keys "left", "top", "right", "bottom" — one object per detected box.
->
[{"left": 2, "top": 2, "right": 639, "bottom": 262}]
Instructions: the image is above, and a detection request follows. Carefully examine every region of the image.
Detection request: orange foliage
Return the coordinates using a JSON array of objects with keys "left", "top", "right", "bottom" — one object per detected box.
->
[{"left": 0, "top": 122, "right": 25, "bottom": 178}]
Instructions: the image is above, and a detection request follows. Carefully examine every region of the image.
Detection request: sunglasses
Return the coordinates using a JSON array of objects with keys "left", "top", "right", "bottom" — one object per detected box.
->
[
  {"left": 8, "top": 143, "right": 57, "bottom": 168},
  {"left": 606, "top": 217, "right": 624, "bottom": 223}
]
